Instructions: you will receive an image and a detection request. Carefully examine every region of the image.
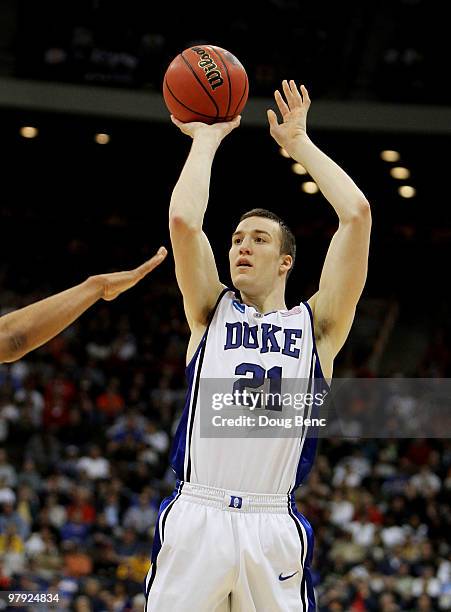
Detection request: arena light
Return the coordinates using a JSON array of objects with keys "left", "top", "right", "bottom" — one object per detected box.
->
[
  {"left": 380, "top": 150, "right": 400, "bottom": 162},
  {"left": 398, "top": 185, "right": 416, "bottom": 198},
  {"left": 302, "top": 181, "right": 319, "bottom": 194},
  {"left": 95, "top": 133, "right": 110, "bottom": 144},
  {"left": 292, "top": 163, "right": 307, "bottom": 175},
  {"left": 20, "top": 126, "right": 38, "bottom": 139},
  {"left": 279, "top": 147, "right": 290, "bottom": 158},
  {"left": 390, "top": 167, "right": 410, "bottom": 179}
]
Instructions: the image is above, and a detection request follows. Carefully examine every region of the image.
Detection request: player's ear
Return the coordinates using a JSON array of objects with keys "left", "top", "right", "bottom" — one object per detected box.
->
[{"left": 280, "top": 254, "right": 292, "bottom": 275}]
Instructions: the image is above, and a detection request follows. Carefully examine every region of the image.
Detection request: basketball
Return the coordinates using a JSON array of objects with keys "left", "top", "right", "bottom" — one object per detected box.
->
[{"left": 163, "top": 45, "right": 249, "bottom": 124}]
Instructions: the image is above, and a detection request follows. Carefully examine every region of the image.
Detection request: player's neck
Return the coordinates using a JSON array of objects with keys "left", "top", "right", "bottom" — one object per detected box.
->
[{"left": 240, "top": 289, "right": 286, "bottom": 315}]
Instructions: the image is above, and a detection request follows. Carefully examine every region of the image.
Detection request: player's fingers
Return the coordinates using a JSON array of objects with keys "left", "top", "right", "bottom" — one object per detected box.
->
[
  {"left": 157, "top": 246, "right": 168, "bottom": 259},
  {"left": 170, "top": 115, "right": 184, "bottom": 128},
  {"left": 289, "top": 80, "right": 303, "bottom": 105},
  {"left": 230, "top": 115, "right": 241, "bottom": 129},
  {"left": 135, "top": 247, "right": 168, "bottom": 278},
  {"left": 145, "top": 246, "right": 168, "bottom": 272},
  {"left": 267, "top": 109, "right": 279, "bottom": 129},
  {"left": 300, "top": 85, "right": 311, "bottom": 104},
  {"left": 274, "top": 90, "right": 289, "bottom": 117},
  {"left": 282, "top": 80, "right": 295, "bottom": 108}
]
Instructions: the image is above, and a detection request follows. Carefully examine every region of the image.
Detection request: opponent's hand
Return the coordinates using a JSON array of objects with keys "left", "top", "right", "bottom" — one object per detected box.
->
[
  {"left": 171, "top": 115, "right": 241, "bottom": 144},
  {"left": 267, "top": 81, "right": 311, "bottom": 153},
  {"left": 94, "top": 247, "right": 168, "bottom": 301}
]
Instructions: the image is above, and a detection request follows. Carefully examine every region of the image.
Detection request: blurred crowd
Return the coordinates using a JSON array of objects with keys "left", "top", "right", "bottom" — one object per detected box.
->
[
  {"left": 0, "top": 278, "right": 450, "bottom": 611},
  {"left": 301, "top": 439, "right": 450, "bottom": 611},
  {"left": 0, "top": 280, "right": 188, "bottom": 610}
]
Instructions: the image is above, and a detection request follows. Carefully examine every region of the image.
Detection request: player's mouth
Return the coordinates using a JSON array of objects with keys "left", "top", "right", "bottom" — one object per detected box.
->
[{"left": 236, "top": 258, "right": 253, "bottom": 269}]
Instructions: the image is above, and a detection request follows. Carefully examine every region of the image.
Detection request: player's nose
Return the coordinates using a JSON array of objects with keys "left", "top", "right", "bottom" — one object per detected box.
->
[{"left": 239, "top": 239, "right": 252, "bottom": 254}]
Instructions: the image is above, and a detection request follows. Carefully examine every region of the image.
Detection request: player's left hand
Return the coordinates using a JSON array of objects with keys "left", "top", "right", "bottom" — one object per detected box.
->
[
  {"left": 171, "top": 115, "right": 241, "bottom": 144},
  {"left": 93, "top": 247, "right": 168, "bottom": 301},
  {"left": 267, "top": 81, "right": 310, "bottom": 154}
]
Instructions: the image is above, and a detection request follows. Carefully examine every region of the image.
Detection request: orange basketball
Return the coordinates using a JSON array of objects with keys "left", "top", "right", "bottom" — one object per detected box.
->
[{"left": 163, "top": 45, "right": 249, "bottom": 124}]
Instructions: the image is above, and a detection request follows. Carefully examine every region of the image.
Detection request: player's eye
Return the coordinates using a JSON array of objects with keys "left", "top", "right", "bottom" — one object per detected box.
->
[
  {"left": 233, "top": 238, "right": 242, "bottom": 244},
  {"left": 255, "top": 236, "right": 265, "bottom": 243}
]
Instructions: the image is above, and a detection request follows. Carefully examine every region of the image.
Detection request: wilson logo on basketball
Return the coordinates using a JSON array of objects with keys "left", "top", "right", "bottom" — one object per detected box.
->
[{"left": 191, "top": 47, "right": 224, "bottom": 90}]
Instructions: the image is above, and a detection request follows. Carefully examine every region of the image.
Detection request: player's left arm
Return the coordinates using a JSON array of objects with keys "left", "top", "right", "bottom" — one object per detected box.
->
[{"left": 268, "top": 80, "right": 371, "bottom": 358}]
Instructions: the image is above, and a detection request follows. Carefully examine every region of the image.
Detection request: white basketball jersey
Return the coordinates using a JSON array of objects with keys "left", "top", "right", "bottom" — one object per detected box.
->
[{"left": 171, "top": 289, "right": 329, "bottom": 494}]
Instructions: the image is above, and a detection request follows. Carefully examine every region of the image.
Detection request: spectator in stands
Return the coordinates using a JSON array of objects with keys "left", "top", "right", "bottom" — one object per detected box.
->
[
  {"left": 410, "top": 464, "right": 441, "bottom": 496},
  {"left": 14, "top": 376, "right": 44, "bottom": 427},
  {"left": 67, "top": 486, "right": 96, "bottom": 525},
  {"left": 0, "top": 393, "right": 19, "bottom": 443},
  {"left": 25, "top": 429, "right": 62, "bottom": 473},
  {"left": 60, "top": 509, "right": 90, "bottom": 545},
  {"left": 411, "top": 565, "right": 441, "bottom": 599},
  {"left": 59, "top": 445, "right": 81, "bottom": 478},
  {"left": 77, "top": 444, "right": 110, "bottom": 480},
  {"left": 60, "top": 408, "right": 88, "bottom": 448},
  {"left": 102, "top": 492, "right": 121, "bottom": 529},
  {"left": 115, "top": 528, "right": 140, "bottom": 560},
  {"left": 0, "top": 501, "right": 29, "bottom": 540},
  {"left": 109, "top": 411, "right": 145, "bottom": 444},
  {"left": 417, "top": 594, "right": 434, "bottom": 611},
  {"left": 144, "top": 418, "right": 169, "bottom": 455},
  {"left": 346, "top": 511, "right": 377, "bottom": 548},
  {"left": 0, "top": 448, "right": 16, "bottom": 487},
  {"left": 16, "top": 482, "right": 38, "bottom": 523},
  {"left": 43, "top": 493, "right": 67, "bottom": 529},
  {"left": 117, "top": 545, "right": 151, "bottom": 585},
  {"left": 96, "top": 377, "right": 125, "bottom": 420},
  {"left": 329, "top": 488, "right": 354, "bottom": 526},
  {"left": 127, "top": 461, "right": 152, "bottom": 493},
  {"left": 111, "top": 582, "right": 131, "bottom": 611},
  {"left": 63, "top": 540, "right": 93, "bottom": 578},
  {"left": 0, "top": 559, "right": 11, "bottom": 588},
  {"left": 0, "top": 475, "right": 15, "bottom": 505},
  {"left": 17, "top": 458, "right": 42, "bottom": 491},
  {"left": 123, "top": 490, "right": 157, "bottom": 535},
  {"left": 80, "top": 577, "right": 105, "bottom": 612},
  {"left": 92, "top": 539, "right": 119, "bottom": 577},
  {"left": 0, "top": 524, "right": 25, "bottom": 576}
]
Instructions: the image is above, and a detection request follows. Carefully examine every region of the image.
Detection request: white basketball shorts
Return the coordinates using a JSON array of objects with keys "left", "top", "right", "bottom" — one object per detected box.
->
[{"left": 144, "top": 480, "right": 316, "bottom": 611}]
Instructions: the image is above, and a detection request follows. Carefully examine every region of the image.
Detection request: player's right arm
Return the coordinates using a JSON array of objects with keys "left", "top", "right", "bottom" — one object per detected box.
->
[
  {"left": 0, "top": 248, "right": 167, "bottom": 363},
  {"left": 169, "top": 116, "right": 241, "bottom": 330}
]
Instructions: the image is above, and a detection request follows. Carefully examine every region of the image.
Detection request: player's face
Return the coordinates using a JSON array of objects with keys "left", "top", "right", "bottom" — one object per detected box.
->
[{"left": 229, "top": 216, "right": 286, "bottom": 294}]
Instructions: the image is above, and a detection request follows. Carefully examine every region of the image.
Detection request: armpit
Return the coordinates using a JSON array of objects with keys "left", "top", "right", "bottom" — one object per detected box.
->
[{"left": 315, "top": 318, "right": 333, "bottom": 342}]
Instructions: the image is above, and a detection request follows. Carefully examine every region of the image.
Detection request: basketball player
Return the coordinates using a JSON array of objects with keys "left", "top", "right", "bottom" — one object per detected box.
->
[
  {"left": 146, "top": 81, "right": 371, "bottom": 610},
  {"left": 0, "top": 247, "right": 167, "bottom": 363}
]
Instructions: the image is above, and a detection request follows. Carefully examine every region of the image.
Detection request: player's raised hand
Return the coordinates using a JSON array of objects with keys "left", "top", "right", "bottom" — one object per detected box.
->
[
  {"left": 171, "top": 115, "right": 241, "bottom": 143},
  {"left": 95, "top": 247, "right": 168, "bottom": 301},
  {"left": 267, "top": 81, "right": 311, "bottom": 154}
]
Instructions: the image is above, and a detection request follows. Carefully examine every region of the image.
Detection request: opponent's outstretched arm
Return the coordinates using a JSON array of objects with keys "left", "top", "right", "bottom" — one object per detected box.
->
[
  {"left": 0, "top": 247, "right": 167, "bottom": 363},
  {"left": 169, "top": 116, "right": 240, "bottom": 329},
  {"left": 268, "top": 81, "right": 371, "bottom": 358}
]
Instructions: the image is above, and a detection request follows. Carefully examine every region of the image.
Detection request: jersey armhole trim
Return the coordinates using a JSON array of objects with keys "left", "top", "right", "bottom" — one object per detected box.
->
[{"left": 302, "top": 300, "right": 331, "bottom": 392}]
